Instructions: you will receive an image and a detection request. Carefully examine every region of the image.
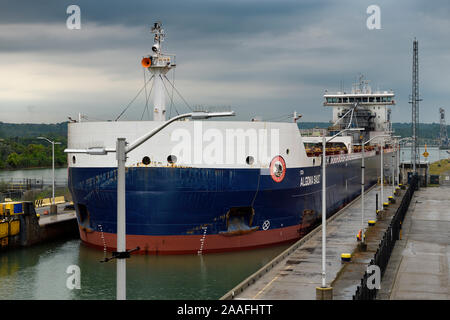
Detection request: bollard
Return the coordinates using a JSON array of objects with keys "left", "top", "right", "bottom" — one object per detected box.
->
[
  {"left": 388, "top": 196, "right": 395, "bottom": 204},
  {"left": 316, "top": 286, "right": 333, "bottom": 300},
  {"left": 341, "top": 253, "right": 351, "bottom": 262},
  {"left": 368, "top": 220, "right": 376, "bottom": 226},
  {"left": 376, "top": 209, "right": 381, "bottom": 219}
]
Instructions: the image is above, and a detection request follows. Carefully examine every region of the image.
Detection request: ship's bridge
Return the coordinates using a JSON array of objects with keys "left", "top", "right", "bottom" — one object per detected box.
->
[
  {"left": 323, "top": 76, "right": 395, "bottom": 135},
  {"left": 323, "top": 92, "right": 395, "bottom": 106}
]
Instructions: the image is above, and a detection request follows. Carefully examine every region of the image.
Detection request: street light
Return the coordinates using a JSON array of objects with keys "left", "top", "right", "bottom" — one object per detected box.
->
[
  {"left": 317, "top": 127, "right": 364, "bottom": 299},
  {"left": 37, "top": 137, "right": 62, "bottom": 211},
  {"left": 65, "top": 111, "right": 235, "bottom": 300},
  {"left": 359, "top": 134, "right": 390, "bottom": 245},
  {"left": 390, "top": 136, "right": 401, "bottom": 197},
  {"left": 396, "top": 137, "right": 413, "bottom": 185}
]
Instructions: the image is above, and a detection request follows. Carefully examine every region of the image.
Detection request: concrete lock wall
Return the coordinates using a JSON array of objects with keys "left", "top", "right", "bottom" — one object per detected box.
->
[{"left": 2, "top": 201, "right": 78, "bottom": 250}]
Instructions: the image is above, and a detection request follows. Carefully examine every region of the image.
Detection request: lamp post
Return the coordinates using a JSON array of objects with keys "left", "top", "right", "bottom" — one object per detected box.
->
[
  {"left": 397, "top": 137, "right": 413, "bottom": 185},
  {"left": 359, "top": 134, "right": 390, "bottom": 244},
  {"left": 391, "top": 136, "right": 402, "bottom": 191},
  {"left": 65, "top": 111, "right": 235, "bottom": 300},
  {"left": 37, "top": 137, "right": 62, "bottom": 212},
  {"left": 317, "top": 127, "right": 363, "bottom": 299}
]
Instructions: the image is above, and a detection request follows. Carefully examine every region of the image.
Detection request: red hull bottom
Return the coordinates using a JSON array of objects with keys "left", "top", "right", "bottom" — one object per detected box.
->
[{"left": 78, "top": 225, "right": 304, "bottom": 255}]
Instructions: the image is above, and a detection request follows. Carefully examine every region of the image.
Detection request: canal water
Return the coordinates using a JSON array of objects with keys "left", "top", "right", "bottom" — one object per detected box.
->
[
  {"left": 0, "top": 238, "right": 291, "bottom": 300},
  {"left": 0, "top": 167, "right": 68, "bottom": 184},
  {"left": 399, "top": 146, "right": 449, "bottom": 163}
]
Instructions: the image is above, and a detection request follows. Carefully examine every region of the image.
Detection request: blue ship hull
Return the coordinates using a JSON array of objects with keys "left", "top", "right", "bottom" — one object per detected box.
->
[{"left": 68, "top": 153, "right": 383, "bottom": 254}]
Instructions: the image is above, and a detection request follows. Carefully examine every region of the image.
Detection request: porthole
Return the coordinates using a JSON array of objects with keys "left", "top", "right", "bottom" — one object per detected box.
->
[
  {"left": 72, "top": 156, "right": 76, "bottom": 164},
  {"left": 286, "top": 149, "right": 290, "bottom": 155},
  {"left": 167, "top": 155, "right": 177, "bottom": 164},
  {"left": 246, "top": 156, "right": 254, "bottom": 165},
  {"left": 142, "top": 156, "right": 151, "bottom": 165}
]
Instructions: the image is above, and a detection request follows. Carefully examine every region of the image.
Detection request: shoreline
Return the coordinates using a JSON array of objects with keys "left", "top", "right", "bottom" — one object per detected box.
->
[{"left": 0, "top": 166, "right": 67, "bottom": 172}]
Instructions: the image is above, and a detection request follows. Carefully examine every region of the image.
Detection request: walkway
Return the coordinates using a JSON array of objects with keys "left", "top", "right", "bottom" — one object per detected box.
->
[{"left": 378, "top": 183, "right": 450, "bottom": 300}]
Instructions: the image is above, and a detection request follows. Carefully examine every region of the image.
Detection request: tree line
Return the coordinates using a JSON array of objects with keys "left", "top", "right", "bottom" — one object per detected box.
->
[
  {"left": 0, "top": 122, "right": 68, "bottom": 170},
  {"left": 0, "top": 136, "right": 67, "bottom": 169}
]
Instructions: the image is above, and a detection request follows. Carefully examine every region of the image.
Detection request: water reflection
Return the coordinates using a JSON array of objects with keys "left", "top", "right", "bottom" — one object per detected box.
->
[{"left": 0, "top": 239, "right": 291, "bottom": 300}]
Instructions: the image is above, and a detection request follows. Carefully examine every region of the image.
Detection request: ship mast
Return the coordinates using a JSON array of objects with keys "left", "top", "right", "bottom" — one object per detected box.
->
[{"left": 141, "top": 22, "right": 176, "bottom": 121}]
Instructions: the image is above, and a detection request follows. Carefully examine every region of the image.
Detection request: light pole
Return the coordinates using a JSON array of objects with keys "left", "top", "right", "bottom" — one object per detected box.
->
[
  {"left": 380, "top": 142, "right": 384, "bottom": 209},
  {"left": 391, "top": 136, "right": 402, "bottom": 190},
  {"left": 317, "top": 127, "right": 363, "bottom": 299},
  {"left": 359, "top": 134, "right": 390, "bottom": 244},
  {"left": 37, "top": 137, "right": 62, "bottom": 211},
  {"left": 65, "top": 111, "right": 235, "bottom": 300},
  {"left": 397, "top": 137, "right": 413, "bottom": 185}
]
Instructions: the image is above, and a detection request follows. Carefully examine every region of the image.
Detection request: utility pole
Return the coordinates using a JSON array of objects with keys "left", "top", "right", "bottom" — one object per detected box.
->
[
  {"left": 440, "top": 108, "right": 448, "bottom": 149},
  {"left": 409, "top": 39, "right": 421, "bottom": 174}
]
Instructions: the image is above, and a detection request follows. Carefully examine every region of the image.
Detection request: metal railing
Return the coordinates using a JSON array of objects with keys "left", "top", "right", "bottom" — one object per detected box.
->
[
  {"left": 353, "top": 175, "right": 418, "bottom": 300},
  {"left": 0, "top": 178, "right": 67, "bottom": 191}
]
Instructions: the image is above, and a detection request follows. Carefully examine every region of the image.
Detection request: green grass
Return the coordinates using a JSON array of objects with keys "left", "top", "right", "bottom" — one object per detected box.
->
[
  {"left": 22, "top": 187, "right": 72, "bottom": 202},
  {"left": 429, "top": 159, "right": 450, "bottom": 176}
]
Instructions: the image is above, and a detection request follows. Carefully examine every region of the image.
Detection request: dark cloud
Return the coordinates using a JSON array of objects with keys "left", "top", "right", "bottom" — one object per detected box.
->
[{"left": 0, "top": 0, "right": 449, "bottom": 123}]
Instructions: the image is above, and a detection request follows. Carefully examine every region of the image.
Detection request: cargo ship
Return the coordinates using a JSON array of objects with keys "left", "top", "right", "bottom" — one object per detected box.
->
[{"left": 67, "top": 23, "right": 396, "bottom": 254}]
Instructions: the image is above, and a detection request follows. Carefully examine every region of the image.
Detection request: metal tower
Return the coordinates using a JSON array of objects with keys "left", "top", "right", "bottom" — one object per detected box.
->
[
  {"left": 440, "top": 108, "right": 449, "bottom": 148},
  {"left": 410, "top": 39, "right": 421, "bottom": 173}
]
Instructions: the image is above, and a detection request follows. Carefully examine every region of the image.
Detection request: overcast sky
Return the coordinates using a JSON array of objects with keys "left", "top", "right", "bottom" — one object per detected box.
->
[{"left": 0, "top": 0, "right": 449, "bottom": 124}]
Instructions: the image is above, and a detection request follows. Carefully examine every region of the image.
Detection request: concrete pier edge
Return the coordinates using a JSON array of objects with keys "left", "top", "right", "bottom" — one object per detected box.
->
[{"left": 220, "top": 183, "right": 379, "bottom": 300}]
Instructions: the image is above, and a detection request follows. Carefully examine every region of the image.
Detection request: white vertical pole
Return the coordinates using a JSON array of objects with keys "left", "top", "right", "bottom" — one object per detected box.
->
[
  {"left": 321, "top": 136, "right": 326, "bottom": 288},
  {"left": 392, "top": 154, "right": 395, "bottom": 196},
  {"left": 52, "top": 141, "right": 55, "bottom": 205},
  {"left": 381, "top": 144, "right": 384, "bottom": 208},
  {"left": 402, "top": 150, "right": 405, "bottom": 185},
  {"left": 116, "top": 138, "right": 127, "bottom": 300},
  {"left": 152, "top": 73, "right": 166, "bottom": 121},
  {"left": 397, "top": 142, "right": 400, "bottom": 186},
  {"left": 361, "top": 142, "right": 365, "bottom": 234}
]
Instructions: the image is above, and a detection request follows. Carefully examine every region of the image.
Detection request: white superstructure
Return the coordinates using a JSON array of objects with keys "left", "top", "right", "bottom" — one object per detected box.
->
[{"left": 324, "top": 75, "right": 395, "bottom": 142}]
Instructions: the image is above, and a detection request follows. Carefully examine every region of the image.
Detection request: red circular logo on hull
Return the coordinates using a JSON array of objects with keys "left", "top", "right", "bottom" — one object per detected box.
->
[{"left": 270, "top": 156, "right": 286, "bottom": 183}]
